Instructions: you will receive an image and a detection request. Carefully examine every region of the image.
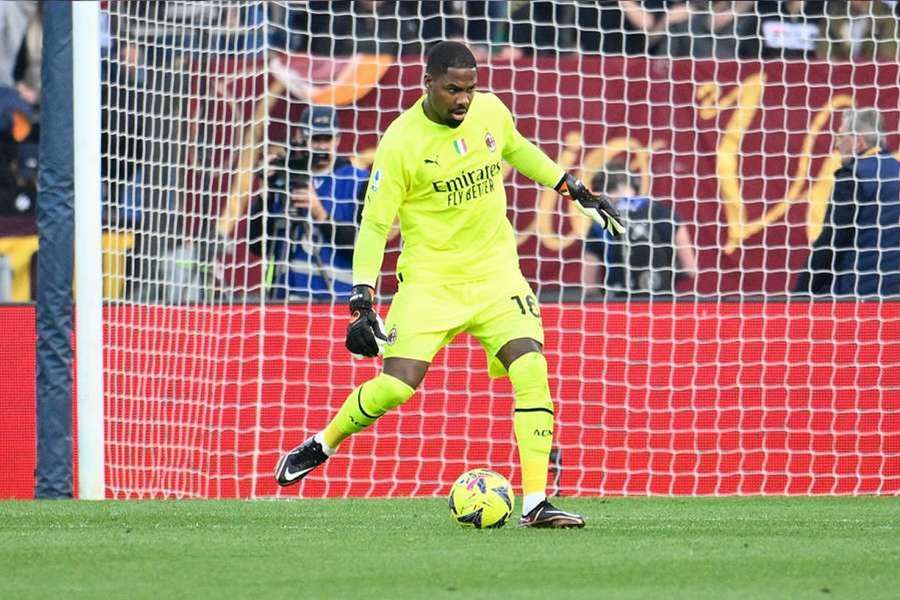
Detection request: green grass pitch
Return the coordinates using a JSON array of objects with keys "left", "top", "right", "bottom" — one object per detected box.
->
[{"left": 1, "top": 497, "right": 897, "bottom": 599}]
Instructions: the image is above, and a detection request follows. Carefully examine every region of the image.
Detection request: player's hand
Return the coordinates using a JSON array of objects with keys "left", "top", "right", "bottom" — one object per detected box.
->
[
  {"left": 346, "top": 285, "right": 389, "bottom": 358},
  {"left": 555, "top": 173, "right": 625, "bottom": 237}
]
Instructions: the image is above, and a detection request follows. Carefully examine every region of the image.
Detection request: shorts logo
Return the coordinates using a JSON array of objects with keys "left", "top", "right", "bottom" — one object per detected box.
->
[
  {"left": 387, "top": 326, "right": 398, "bottom": 345},
  {"left": 453, "top": 138, "right": 468, "bottom": 155},
  {"left": 371, "top": 169, "right": 382, "bottom": 192},
  {"left": 484, "top": 132, "right": 496, "bottom": 153}
]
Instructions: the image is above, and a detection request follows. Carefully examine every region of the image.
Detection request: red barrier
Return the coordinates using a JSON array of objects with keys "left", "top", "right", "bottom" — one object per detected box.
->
[
  {"left": 96, "top": 301, "right": 900, "bottom": 499},
  {"left": 0, "top": 306, "right": 36, "bottom": 499},
  {"left": 5, "top": 303, "right": 898, "bottom": 499}
]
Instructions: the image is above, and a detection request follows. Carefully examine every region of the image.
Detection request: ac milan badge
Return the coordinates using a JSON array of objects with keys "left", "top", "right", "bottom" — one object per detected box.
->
[{"left": 484, "top": 131, "right": 496, "bottom": 152}]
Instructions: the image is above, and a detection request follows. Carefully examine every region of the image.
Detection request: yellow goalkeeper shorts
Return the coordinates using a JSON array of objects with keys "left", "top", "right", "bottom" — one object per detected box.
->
[{"left": 381, "top": 273, "right": 544, "bottom": 378}]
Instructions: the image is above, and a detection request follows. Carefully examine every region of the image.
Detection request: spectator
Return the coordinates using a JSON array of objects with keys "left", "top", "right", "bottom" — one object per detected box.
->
[
  {"left": 340, "top": 1, "right": 402, "bottom": 56},
  {"left": 823, "top": 0, "right": 900, "bottom": 61},
  {"left": 0, "top": 85, "right": 36, "bottom": 217},
  {"left": 660, "top": 0, "right": 757, "bottom": 59},
  {"left": 0, "top": 2, "right": 38, "bottom": 218},
  {"left": 411, "top": 1, "right": 517, "bottom": 60},
  {"left": 218, "top": 4, "right": 266, "bottom": 53},
  {"left": 741, "top": 0, "right": 827, "bottom": 60},
  {"left": 511, "top": 1, "right": 575, "bottom": 55},
  {"left": 0, "top": 2, "right": 37, "bottom": 89},
  {"left": 102, "top": 40, "right": 146, "bottom": 228},
  {"left": 577, "top": 0, "right": 688, "bottom": 55},
  {"left": 272, "top": 1, "right": 516, "bottom": 58},
  {"left": 11, "top": 1, "right": 40, "bottom": 104},
  {"left": 249, "top": 106, "right": 368, "bottom": 300},
  {"left": 583, "top": 163, "right": 696, "bottom": 297},
  {"left": 794, "top": 108, "right": 900, "bottom": 297},
  {"left": 287, "top": 1, "right": 406, "bottom": 56}
]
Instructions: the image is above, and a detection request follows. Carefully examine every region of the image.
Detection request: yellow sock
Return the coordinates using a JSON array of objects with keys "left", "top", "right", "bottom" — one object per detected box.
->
[
  {"left": 508, "top": 352, "right": 554, "bottom": 498},
  {"left": 322, "top": 373, "right": 415, "bottom": 450}
]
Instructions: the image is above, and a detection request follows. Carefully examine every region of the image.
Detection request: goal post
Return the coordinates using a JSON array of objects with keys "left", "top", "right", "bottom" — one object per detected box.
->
[
  {"left": 90, "top": 1, "right": 900, "bottom": 499},
  {"left": 73, "top": 0, "right": 105, "bottom": 501}
]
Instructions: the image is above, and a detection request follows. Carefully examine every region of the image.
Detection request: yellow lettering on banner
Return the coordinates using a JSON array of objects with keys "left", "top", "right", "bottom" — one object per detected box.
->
[
  {"left": 696, "top": 81, "right": 742, "bottom": 120},
  {"left": 707, "top": 70, "right": 853, "bottom": 253},
  {"left": 516, "top": 133, "right": 651, "bottom": 251},
  {"left": 805, "top": 96, "right": 853, "bottom": 243},
  {"left": 716, "top": 73, "right": 764, "bottom": 254},
  {"left": 515, "top": 131, "right": 578, "bottom": 250}
]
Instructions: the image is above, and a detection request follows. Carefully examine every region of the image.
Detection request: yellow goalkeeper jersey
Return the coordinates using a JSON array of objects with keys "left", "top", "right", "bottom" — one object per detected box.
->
[{"left": 353, "top": 91, "right": 564, "bottom": 287}]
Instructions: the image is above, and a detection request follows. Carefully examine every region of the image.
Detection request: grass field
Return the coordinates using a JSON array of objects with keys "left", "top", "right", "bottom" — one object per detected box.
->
[{"left": 1, "top": 497, "right": 897, "bottom": 599}]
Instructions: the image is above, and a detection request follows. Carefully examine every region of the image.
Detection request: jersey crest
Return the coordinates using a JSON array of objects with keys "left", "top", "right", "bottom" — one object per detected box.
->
[{"left": 484, "top": 131, "right": 496, "bottom": 153}]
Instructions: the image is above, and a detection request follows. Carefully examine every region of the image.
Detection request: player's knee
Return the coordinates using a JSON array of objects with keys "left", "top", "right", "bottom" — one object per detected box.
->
[
  {"left": 363, "top": 372, "right": 416, "bottom": 415},
  {"left": 507, "top": 352, "right": 553, "bottom": 412},
  {"left": 383, "top": 358, "right": 429, "bottom": 390}
]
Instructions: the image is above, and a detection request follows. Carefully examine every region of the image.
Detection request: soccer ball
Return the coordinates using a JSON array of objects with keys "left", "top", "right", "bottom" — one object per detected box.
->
[{"left": 448, "top": 469, "right": 515, "bottom": 529}]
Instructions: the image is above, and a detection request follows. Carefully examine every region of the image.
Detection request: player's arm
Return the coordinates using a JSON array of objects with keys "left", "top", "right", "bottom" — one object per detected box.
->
[
  {"left": 346, "top": 142, "right": 406, "bottom": 358},
  {"left": 499, "top": 98, "right": 624, "bottom": 236}
]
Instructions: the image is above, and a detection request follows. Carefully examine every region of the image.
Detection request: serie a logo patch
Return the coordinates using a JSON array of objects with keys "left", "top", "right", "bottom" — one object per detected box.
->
[
  {"left": 371, "top": 169, "right": 382, "bottom": 191},
  {"left": 484, "top": 132, "right": 496, "bottom": 152}
]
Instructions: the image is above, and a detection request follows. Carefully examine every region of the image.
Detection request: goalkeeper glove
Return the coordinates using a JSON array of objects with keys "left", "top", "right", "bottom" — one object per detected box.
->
[
  {"left": 555, "top": 173, "right": 625, "bottom": 237},
  {"left": 346, "top": 284, "right": 389, "bottom": 358}
]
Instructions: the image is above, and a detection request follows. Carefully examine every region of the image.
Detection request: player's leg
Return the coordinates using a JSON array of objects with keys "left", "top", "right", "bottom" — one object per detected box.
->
[
  {"left": 468, "top": 277, "right": 584, "bottom": 527},
  {"left": 274, "top": 358, "right": 426, "bottom": 487},
  {"left": 275, "top": 281, "right": 463, "bottom": 487},
  {"left": 498, "top": 340, "right": 585, "bottom": 528},
  {"left": 320, "top": 357, "right": 427, "bottom": 449},
  {"left": 497, "top": 339, "right": 553, "bottom": 510}
]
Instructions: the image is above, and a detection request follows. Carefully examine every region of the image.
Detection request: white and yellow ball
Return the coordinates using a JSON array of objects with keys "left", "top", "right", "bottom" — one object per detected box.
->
[{"left": 448, "top": 469, "right": 515, "bottom": 529}]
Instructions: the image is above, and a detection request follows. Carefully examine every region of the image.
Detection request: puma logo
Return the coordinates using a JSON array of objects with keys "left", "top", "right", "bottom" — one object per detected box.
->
[{"left": 424, "top": 157, "right": 440, "bottom": 166}]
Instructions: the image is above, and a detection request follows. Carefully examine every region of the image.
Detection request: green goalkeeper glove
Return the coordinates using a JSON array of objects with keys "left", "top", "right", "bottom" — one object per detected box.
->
[{"left": 555, "top": 173, "right": 625, "bottom": 237}]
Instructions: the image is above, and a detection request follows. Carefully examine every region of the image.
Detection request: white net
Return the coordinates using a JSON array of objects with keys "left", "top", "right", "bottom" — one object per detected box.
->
[{"left": 100, "top": 0, "right": 900, "bottom": 499}]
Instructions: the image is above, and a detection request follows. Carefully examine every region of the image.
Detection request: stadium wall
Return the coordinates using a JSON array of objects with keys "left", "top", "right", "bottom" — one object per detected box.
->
[
  {"left": 205, "top": 56, "right": 900, "bottom": 296},
  {"left": 3, "top": 304, "right": 897, "bottom": 499}
]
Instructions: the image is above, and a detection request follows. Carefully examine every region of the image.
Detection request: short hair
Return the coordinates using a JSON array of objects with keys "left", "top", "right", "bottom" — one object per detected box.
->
[
  {"left": 841, "top": 108, "right": 885, "bottom": 149},
  {"left": 591, "top": 162, "right": 639, "bottom": 196},
  {"left": 425, "top": 41, "right": 476, "bottom": 76}
]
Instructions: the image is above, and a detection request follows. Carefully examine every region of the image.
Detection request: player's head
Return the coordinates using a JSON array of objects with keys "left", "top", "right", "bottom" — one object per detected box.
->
[
  {"left": 423, "top": 41, "right": 477, "bottom": 128},
  {"left": 298, "top": 105, "right": 341, "bottom": 173},
  {"left": 591, "top": 162, "right": 639, "bottom": 203},
  {"left": 836, "top": 107, "right": 884, "bottom": 159}
]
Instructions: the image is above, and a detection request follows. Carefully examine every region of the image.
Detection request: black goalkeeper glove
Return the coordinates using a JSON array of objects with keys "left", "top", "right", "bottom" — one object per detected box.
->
[
  {"left": 555, "top": 173, "right": 625, "bottom": 237},
  {"left": 346, "top": 284, "right": 389, "bottom": 358}
]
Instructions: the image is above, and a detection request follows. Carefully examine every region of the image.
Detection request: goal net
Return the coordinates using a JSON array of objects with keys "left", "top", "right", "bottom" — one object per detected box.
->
[{"left": 99, "top": 0, "right": 900, "bottom": 498}]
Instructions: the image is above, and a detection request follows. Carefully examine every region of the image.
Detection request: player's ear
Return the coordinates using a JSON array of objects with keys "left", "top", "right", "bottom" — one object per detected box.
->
[{"left": 424, "top": 72, "right": 432, "bottom": 92}]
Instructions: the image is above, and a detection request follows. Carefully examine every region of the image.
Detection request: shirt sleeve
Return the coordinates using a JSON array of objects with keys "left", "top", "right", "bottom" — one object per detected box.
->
[
  {"left": 352, "top": 140, "right": 406, "bottom": 288},
  {"left": 497, "top": 96, "right": 565, "bottom": 188}
]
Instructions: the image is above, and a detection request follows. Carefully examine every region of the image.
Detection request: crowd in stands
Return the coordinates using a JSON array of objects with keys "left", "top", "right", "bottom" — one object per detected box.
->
[
  {"left": 1, "top": 1, "right": 899, "bottom": 302},
  {"left": 91, "top": 1, "right": 900, "bottom": 61},
  {"left": 268, "top": 1, "right": 900, "bottom": 61}
]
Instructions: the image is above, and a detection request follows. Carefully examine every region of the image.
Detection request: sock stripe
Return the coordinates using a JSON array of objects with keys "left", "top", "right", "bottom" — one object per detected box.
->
[
  {"left": 356, "top": 384, "right": 379, "bottom": 420},
  {"left": 514, "top": 407, "right": 554, "bottom": 416}
]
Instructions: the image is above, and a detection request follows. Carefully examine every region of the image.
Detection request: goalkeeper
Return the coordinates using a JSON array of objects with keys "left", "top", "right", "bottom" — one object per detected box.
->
[{"left": 275, "top": 41, "right": 622, "bottom": 528}]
